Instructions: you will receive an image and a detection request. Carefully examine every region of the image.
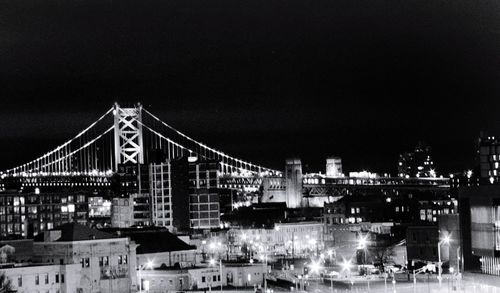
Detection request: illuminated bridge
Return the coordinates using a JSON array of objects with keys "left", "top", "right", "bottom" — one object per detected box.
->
[
  {"left": 1, "top": 103, "right": 280, "bottom": 180},
  {"left": 0, "top": 103, "right": 450, "bottom": 209}
]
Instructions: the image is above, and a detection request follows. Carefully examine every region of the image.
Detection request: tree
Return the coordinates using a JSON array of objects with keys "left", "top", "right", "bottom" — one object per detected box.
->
[
  {"left": 368, "top": 244, "right": 395, "bottom": 272},
  {"left": 0, "top": 272, "right": 14, "bottom": 293}
]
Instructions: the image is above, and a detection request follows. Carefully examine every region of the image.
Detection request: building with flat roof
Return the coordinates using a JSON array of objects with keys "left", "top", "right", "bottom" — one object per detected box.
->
[
  {"left": 32, "top": 223, "right": 138, "bottom": 293},
  {"left": 149, "top": 158, "right": 190, "bottom": 232},
  {"left": 103, "top": 228, "right": 198, "bottom": 269},
  {"left": 0, "top": 262, "right": 81, "bottom": 293}
]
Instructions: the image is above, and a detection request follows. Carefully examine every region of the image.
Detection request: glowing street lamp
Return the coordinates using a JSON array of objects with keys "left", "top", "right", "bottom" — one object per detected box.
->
[
  {"left": 209, "top": 258, "right": 216, "bottom": 266},
  {"left": 308, "top": 260, "right": 322, "bottom": 275},
  {"left": 209, "top": 258, "right": 223, "bottom": 293},
  {"left": 138, "top": 260, "right": 154, "bottom": 292},
  {"left": 438, "top": 234, "right": 451, "bottom": 286},
  {"left": 341, "top": 259, "right": 352, "bottom": 272},
  {"left": 358, "top": 234, "right": 369, "bottom": 268},
  {"left": 357, "top": 235, "right": 368, "bottom": 249}
]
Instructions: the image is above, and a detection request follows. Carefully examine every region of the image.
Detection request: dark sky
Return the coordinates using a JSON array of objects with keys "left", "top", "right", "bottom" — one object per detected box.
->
[{"left": 1, "top": 0, "right": 500, "bottom": 174}]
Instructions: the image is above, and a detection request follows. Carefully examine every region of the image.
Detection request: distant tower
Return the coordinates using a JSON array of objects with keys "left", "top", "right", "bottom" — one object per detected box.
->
[
  {"left": 285, "top": 158, "right": 303, "bottom": 208},
  {"left": 326, "top": 156, "right": 343, "bottom": 177}
]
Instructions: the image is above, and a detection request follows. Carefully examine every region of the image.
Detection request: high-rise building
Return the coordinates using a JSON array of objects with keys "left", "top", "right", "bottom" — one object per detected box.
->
[
  {"left": 115, "top": 164, "right": 151, "bottom": 227},
  {"left": 398, "top": 143, "right": 436, "bottom": 178},
  {"left": 149, "top": 158, "right": 190, "bottom": 232},
  {"left": 149, "top": 156, "right": 221, "bottom": 231},
  {"left": 478, "top": 133, "right": 500, "bottom": 184},
  {"left": 188, "top": 157, "right": 220, "bottom": 230},
  {"left": 0, "top": 189, "right": 88, "bottom": 239}
]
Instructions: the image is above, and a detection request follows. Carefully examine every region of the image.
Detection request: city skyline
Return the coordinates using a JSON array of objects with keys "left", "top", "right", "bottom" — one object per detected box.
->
[
  {"left": 0, "top": 101, "right": 491, "bottom": 175},
  {"left": 2, "top": 0, "right": 500, "bottom": 174},
  {"left": 2, "top": 1, "right": 500, "bottom": 291}
]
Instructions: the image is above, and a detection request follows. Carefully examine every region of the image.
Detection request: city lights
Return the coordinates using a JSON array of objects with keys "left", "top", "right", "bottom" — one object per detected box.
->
[
  {"left": 2, "top": 0, "right": 500, "bottom": 288},
  {"left": 308, "top": 260, "right": 322, "bottom": 275},
  {"left": 341, "top": 259, "right": 352, "bottom": 272}
]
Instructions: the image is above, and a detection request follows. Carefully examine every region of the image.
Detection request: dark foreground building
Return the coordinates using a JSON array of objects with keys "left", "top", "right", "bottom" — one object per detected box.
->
[{"left": 459, "top": 185, "right": 500, "bottom": 276}]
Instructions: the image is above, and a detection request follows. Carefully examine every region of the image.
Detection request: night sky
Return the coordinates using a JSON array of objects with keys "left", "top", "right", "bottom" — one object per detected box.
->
[{"left": 1, "top": 0, "right": 500, "bottom": 174}]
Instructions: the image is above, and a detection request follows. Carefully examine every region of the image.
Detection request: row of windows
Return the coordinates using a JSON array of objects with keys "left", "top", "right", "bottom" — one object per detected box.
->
[
  {"left": 395, "top": 206, "right": 410, "bottom": 212},
  {"left": 31, "top": 272, "right": 65, "bottom": 286},
  {"left": 201, "top": 275, "right": 221, "bottom": 283},
  {"left": 190, "top": 211, "right": 219, "bottom": 219},
  {"left": 189, "top": 195, "right": 219, "bottom": 203},
  {"left": 190, "top": 203, "right": 219, "bottom": 211},
  {"left": 0, "top": 195, "right": 85, "bottom": 205},
  {"left": 89, "top": 255, "right": 130, "bottom": 268}
]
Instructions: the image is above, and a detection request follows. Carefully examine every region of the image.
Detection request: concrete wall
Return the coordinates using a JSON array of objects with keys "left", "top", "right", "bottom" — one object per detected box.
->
[
  {"left": 33, "top": 238, "right": 137, "bottom": 293},
  {"left": 224, "top": 265, "right": 265, "bottom": 287},
  {"left": 261, "top": 177, "right": 287, "bottom": 204},
  {"left": 0, "top": 263, "right": 81, "bottom": 293},
  {"left": 138, "top": 269, "right": 190, "bottom": 293},
  {"left": 188, "top": 267, "right": 223, "bottom": 289},
  {"left": 187, "top": 264, "right": 264, "bottom": 289},
  {"left": 111, "top": 196, "right": 134, "bottom": 228}
]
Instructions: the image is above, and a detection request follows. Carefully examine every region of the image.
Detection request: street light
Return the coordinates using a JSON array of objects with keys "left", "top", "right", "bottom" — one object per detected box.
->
[
  {"left": 138, "top": 260, "right": 154, "bottom": 292},
  {"left": 209, "top": 258, "right": 223, "bottom": 293},
  {"left": 358, "top": 235, "right": 368, "bottom": 249},
  {"left": 438, "top": 235, "right": 451, "bottom": 287},
  {"left": 308, "top": 260, "right": 322, "bottom": 275},
  {"left": 357, "top": 234, "right": 369, "bottom": 276},
  {"left": 341, "top": 259, "right": 352, "bottom": 272},
  {"left": 329, "top": 271, "right": 338, "bottom": 293}
]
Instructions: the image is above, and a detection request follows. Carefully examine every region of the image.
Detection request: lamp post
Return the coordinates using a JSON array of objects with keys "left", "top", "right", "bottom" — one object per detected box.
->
[
  {"left": 329, "top": 271, "right": 336, "bottom": 293},
  {"left": 327, "top": 249, "right": 334, "bottom": 266},
  {"left": 209, "top": 258, "right": 223, "bottom": 293},
  {"left": 138, "top": 260, "right": 154, "bottom": 292},
  {"left": 438, "top": 235, "right": 450, "bottom": 287},
  {"left": 261, "top": 251, "right": 268, "bottom": 293},
  {"left": 341, "top": 259, "right": 353, "bottom": 293}
]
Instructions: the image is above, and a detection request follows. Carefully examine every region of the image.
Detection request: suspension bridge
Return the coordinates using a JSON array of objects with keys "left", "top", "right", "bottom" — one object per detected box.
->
[
  {"left": 0, "top": 103, "right": 449, "bottom": 208},
  {"left": 0, "top": 103, "right": 281, "bottom": 182}
]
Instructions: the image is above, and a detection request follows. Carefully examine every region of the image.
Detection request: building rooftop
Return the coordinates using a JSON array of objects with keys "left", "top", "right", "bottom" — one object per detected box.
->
[
  {"left": 35, "top": 222, "right": 117, "bottom": 242},
  {"left": 102, "top": 228, "right": 195, "bottom": 254}
]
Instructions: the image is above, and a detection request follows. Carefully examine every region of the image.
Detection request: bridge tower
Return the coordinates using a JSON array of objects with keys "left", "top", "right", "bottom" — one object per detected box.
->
[
  {"left": 285, "top": 158, "right": 303, "bottom": 208},
  {"left": 113, "top": 103, "right": 144, "bottom": 171}
]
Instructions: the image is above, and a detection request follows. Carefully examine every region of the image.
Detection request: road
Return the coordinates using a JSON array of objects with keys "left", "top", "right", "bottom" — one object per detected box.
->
[{"left": 267, "top": 276, "right": 500, "bottom": 293}]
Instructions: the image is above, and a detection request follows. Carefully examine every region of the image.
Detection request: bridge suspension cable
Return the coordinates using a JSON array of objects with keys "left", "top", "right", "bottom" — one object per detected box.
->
[
  {"left": 3, "top": 108, "right": 114, "bottom": 176},
  {"left": 142, "top": 108, "right": 281, "bottom": 175},
  {"left": 29, "top": 126, "right": 114, "bottom": 175},
  {"left": 2, "top": 104, "right": 281, "bottom": 177}
]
